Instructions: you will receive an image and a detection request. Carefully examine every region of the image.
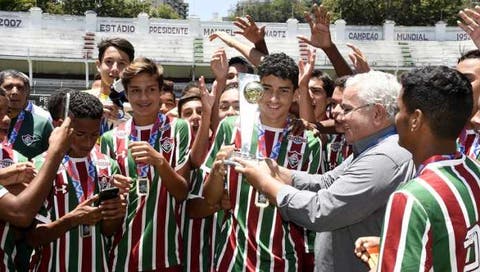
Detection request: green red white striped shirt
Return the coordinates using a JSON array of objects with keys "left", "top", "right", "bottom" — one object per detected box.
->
[
  {"left": 29, "top": 146, "right": 118, "bottom": 272},
  {"left": 100, "top": 115, "right": 191, "bottom": 271},
  {"left": 0, "top": 144, "right": 27, "bottom": 271},
  {"left": 379, "top": 154, "right": 480, "bottom": 271},
  {"left": 203, "top": 116, "right": 324, "bottom": 271}
]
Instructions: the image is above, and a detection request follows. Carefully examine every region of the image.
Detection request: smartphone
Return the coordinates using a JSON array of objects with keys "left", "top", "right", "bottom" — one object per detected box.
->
[
  {"left": 98, "top": 187, "right": 119, "bottom": 202},
  {"left": 64, "top": 92, "right": 70, "bottom": 120}
]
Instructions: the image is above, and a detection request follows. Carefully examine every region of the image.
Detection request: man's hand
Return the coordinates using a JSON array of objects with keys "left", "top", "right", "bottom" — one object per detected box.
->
[
  {"left": 209, "top": 31, "right": 235, "bottom": 47},
  {"left": 129, "top": 141, "right": 165, "bottom": 169},
  {"left": 354, "top": 236, "right": 380, "bottom": 270},
  {"left": 458, "top": 7, "right": 480, "bottom": 49},
  {"left": 234, "top": 15, "right": 266, "bottom": 44},
  {"left": 297, "top": 4, "right": 333, "bottom": 49},
  {"left": 69, "top": 195, "right": 102, "bottom": 226},
  {"left": 347, "top": 43, "right": 371, "bottom": 74},
  {"left": 210, "top": 48, "right": 228, "bottom": 81},
  {"left": 99, "top": 195, "right": 127, "bottom": 221},
  {"left": 298, "top": 48, "right": 317, "bottom": 89}
]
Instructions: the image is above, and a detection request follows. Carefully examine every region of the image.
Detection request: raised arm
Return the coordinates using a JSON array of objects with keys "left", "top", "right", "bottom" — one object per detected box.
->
[
  {"left": 297, "top": 48, "right": 317, "bottom": 123},
  {"left": 210, "top": 48, "right": 229, "bottom": 132},
  {"left": 0, "top": 118, "right": 72, "bottom": 227},
  {"left": 346, "top": 43, "right": 371, "bottom": 74},
  {"left": 209, "top": 31, "right": 266, "bottom": 67},
  {"left": 297, "top": 4, "right": 352, "bottom": 77},
  {"left": 458, "top": 6, "right": 480, "bottom": 49},
  {"left": 234, "top": 15, "right": 269, "bottom": 55}
]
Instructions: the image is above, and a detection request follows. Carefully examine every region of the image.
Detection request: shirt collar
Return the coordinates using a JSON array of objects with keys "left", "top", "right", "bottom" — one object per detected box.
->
[{"left": 352, "top": 125, "right": 397, "bottom": 157}]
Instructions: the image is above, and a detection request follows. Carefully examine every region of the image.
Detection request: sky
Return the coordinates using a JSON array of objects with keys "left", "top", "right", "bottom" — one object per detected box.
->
[{"left": 185, "top": 0, "right": 239, "bottom": 21}]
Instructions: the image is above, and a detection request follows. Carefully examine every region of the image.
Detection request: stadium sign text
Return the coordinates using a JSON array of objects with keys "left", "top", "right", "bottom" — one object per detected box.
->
[
  {"left": 264, "top": 29, "right": 286, "bottom": 38},
  {"left": 0, "top": 17, "right": 22, "bottom": 28},
  {"left": 99, "top": 23, "right": 135, "bottom": 33},
  {"left": 456, "top": 32, "right": 471, "bottom": 41},
  {"left": 203, "top": 28, "right": 235, "bottom": 36},
  {"left": 149, "top": 26, "right": 188, "bottom": 35},
  {"left": 396, "top": 32, "right": 429, "bottom": 41},
  {"left": 348, "top": 32, "right": 380, "bottom": 40}
]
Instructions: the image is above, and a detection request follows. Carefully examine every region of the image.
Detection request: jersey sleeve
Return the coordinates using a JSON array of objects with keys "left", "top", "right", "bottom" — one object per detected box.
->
[
  {"left": 173, "top": 118, "right": 192, "bottom": 171},
  {"left": 99, "top": 131, "right": 115, "bottom": 159},
  {"left": 378, "top": 190, "right": 430, "bottom": 271}
]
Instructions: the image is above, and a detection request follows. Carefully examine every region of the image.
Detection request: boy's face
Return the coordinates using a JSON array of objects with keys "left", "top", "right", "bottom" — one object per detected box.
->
[
  {"left": 0, "top": 96, "right": 10, "bottom": 140},
  {"left": 309, "top": 77, "right": 330, "bottom": 121},
  {"left": 218, "top": 88, "right": 239, "bottom": 120},
  {"left": 125, "top": 73, "right": 161, "bottom": 121},
  {"left": 159, "top": 91, "right": 176, "bottom": 114},
  {"left": 258, "top": 75, "right": 296, "bottom": 127},
  {"left": 69, "top": 118, "right": 101, "bottom": 158},
  {"left": 180, "top": 99, "right": 202, "bottom": 135},
  {"left": 96, "top": 46, "right": 130, "bottom": 87}
]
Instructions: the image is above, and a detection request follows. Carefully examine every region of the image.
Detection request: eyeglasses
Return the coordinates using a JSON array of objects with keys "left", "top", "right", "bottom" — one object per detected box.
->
[{"left": 338, "top": 103, "right": 374, "bottom": 117}]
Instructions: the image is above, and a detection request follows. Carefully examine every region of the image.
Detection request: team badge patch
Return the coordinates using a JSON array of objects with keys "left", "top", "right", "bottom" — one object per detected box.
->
[
  {"left": 161, "top": 137, "right": 173, "bottom": 153},
  {"left": 0, "top": 159, "right": 14, "bottom": 168},
  {"left": 98, "top": 175, "right": 112, "bottom": 191},
  {"left": 22, "top": 134, "right": 40, "bottom": 146},
  {"left": 330, "top": 141, "right": 341, "bottom": 152},
  {"left": 287, "top": 151, "right": 302, "bottom": 168}
]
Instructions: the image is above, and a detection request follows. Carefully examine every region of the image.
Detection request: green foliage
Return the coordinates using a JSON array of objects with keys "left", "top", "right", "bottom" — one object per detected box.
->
[
  {"left": 322, "top": 0, "right": 469, "bottom": 26},
  {"left": 0, "top": 0, "right": 180, "bottom": 19},
  {"left": 231, "top": 0, "right": 321, "bottom": 23}
]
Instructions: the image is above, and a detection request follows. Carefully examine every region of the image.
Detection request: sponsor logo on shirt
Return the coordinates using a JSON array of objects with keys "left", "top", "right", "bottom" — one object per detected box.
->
[{"left": 287, "top": 135, "right": 307, "bottom": 144}]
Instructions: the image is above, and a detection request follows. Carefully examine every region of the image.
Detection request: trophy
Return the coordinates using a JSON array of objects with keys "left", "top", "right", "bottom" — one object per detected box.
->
[{"left": 224, "top": 73, "right": 269, "bottom": 208}]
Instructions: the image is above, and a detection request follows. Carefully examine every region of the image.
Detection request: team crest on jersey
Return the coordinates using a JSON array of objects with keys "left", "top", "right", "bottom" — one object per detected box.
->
[
  {"left": 22, "top": 134, "right": 40, "bottom": 146},
  {"left": 330, "top": 141, "right": 341, "bottom": 152},
  {"left": 287, "top": 151, "right": 302, "bottom": 168},
  {"left": 161, "top": 137, "right": 173, "bottom": 153},
  {"left": 98, "top": 175, "right": 112, "bottom": 190},
  {"left": 0, "top": 158, "right": 14, "bottom": 168},
  {"left": 287, "top": 135, "right": 307, "bottom": 144}
]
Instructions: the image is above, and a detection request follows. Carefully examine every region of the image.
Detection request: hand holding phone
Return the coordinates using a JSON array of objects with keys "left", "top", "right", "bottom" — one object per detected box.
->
[{"left": 98, "top": 187, "right": 120, "bottom": 203}]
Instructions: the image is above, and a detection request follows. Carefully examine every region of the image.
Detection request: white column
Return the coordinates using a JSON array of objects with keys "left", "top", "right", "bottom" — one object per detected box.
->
[
  {"left": 188, "top": 15, "right": 201, "bottom": 38},
  {"left": 383, "top": 20, "right": 395, "bottom": 41},
  {"left": 435, "top": 21, "right": 446, "bottom": 41},
  {"left": 29, "top": 7, "right": 42, "bottom": 29},
  {"left": 334, "top": 19, "right": 346, "bottom": 42},
  {"left": 286, "top": 18, "right": 298, "bottom": 39},
  {"left": 85, "top": 10, "right": 97, "bottom": 32},
  {"left": 136, "top": 12, "right": 149, "bottom": 34}
]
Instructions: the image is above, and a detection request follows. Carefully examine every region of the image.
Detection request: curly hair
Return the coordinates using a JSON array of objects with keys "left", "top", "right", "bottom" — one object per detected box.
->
[
  {"left": 97, "top": 37, "right": 135, "bottom": 62},
  {"left": 401, "top": 66, "right": 472, "bottom": 140},
  {"left": 121, "top": 57, "right": 163, "bottom": 91},
  {"left": 68, "top": 90, "right": 103, "bottom": 120},
  {"left": 257, "top": 53, "right": 299, "bottom": 89}
]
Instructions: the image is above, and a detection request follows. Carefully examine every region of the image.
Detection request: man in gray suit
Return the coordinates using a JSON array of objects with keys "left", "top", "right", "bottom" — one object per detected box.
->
[{"left": 232, "top": 70, "right": 416, "bottom": 271}]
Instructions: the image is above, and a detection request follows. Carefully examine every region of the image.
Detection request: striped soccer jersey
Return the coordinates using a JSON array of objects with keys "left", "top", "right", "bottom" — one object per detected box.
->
[
  {"left": 203, "top": 116, "right": 325, "bottom": 271},
  {"left": 325, "top": 133, "right": 351, "bottom": 171},
  {"left": 457, "top": 128, "right": 480, "bottom": 160},
  {"left": 0, "top": 144, "right": 27, "bottom": 271},
  {"left": 378, "top": 154, "right": 480, "bottom": 271},
  {"left": 100, "top": 115, "right": 191, "bottom": 271},
  {"left": 29, "top": 146, "right": 119, "bottom": 272}
]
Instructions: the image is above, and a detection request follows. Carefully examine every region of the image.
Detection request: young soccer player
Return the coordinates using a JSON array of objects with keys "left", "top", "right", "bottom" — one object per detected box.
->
[
  {"left": 100, "top": 57, "right": 191, "bottom": 271},
  {"left": 27, "top": 91, "right": 127, "bottom": 271},
  {"left": 201, "top": 53, "right": 324, "bottom": 271}
]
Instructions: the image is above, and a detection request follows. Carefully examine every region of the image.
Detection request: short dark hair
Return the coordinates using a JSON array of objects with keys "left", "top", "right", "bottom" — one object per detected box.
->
[
  {"left": 47, "top": 88, "right": 74, "bottom": 121},
  {"left": 334, "top": 75, "right": 350, "bottom": 89},
  {"left": 458, "top": 49, "right": 480, "bottom": 63},
  {"left": 258, "top": 53, "right": 299, "bottom": 89},
  {"left": 121, "top": 57, "right": 164, "bottom": 90},
  {"left": 311, "top": 69, "right": 334, "bottom": 97},
  {"left": 178, "top": 87, "right": 201, "bottom": 117},
  {"left": 0, "top": 69, "right": 30, "bottom": 93},
  {"left": 400, "top": 66, "right": 472, "bottom": 140},
  {"left": 228, "top": 56, "right": 254, "bottom": 73},
  {"left": 97, "top": 37, "right": 135, "bottom": 62},
  {"left": 68, "top": 90, "right": 103, "bottom": 120}
]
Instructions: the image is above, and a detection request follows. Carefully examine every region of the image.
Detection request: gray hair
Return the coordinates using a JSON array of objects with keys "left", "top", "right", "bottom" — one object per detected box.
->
[
  {"left": 346, "top": 70, "right": 400, "bottom": 120},
  {"left": 0, "top": 69, "right": 30, "bottom": 92}
]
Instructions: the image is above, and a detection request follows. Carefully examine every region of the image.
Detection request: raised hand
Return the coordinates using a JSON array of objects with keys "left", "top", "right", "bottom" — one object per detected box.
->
[
  {"left": 234, "top": 15, "right": 266, "bottom": 44},
  {"left": 199, "top": 76, "right": 215, "bottom": 116},
  {"left": 48, "top": 116, "right": 73, "bottom": 155},
  {"left": 346, "top": 43, "right": 370, "bottom": 73},
  {"left": 210, "top": 48, "right": 228, "bottom": 81},
  {"left": 297, "top": 4, "right": 333, "bottom": 49},
  {"left": 209, "top": 31, "right": 235, "bottom": 47},
  {"left": 298, "top": 48, "right": 317, "bottom": 89},
  {"left": 458, "top": 7, "right": 480, "bottom": 49}
]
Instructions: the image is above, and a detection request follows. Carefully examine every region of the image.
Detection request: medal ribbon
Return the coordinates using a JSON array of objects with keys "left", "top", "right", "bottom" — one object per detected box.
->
[
  {"left": 7, "top": 101, "right": 32, "bottom": 148},
  {"left": 256, "top": 117, "right": 290, "bottom": 160},
  {"left": 128, "top": 113, "right": 166, "bottom": 177},
  {"left": 416, "top": 152, "right": 462, "bottom": 177},
  {"left": 63, "top": 150, "right": 97, "bottom": 203}
]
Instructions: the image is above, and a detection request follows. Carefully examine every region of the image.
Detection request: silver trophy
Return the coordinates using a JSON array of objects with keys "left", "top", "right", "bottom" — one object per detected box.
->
[{"left": 223, "top": 73, "right": 269, "bottom": 208}]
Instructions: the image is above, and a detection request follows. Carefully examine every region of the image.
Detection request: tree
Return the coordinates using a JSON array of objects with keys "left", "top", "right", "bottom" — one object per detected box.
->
[
  {"left": 321, "top": 0, "right": 468, "bottom": 26},
  {"left": 231, "top": 0, "right": 320, "bottom": 23}
]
